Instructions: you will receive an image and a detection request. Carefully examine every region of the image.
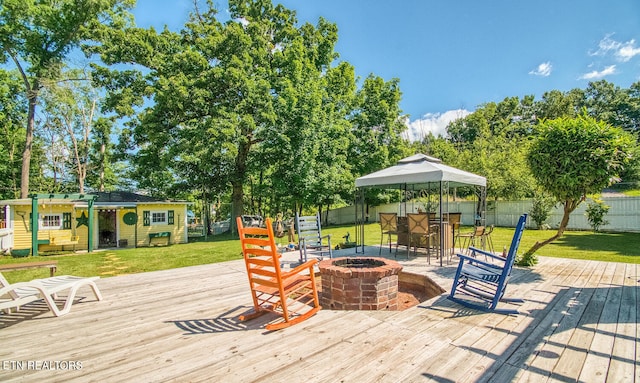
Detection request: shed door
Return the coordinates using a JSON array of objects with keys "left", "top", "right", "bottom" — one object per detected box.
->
[{"left": 98, "top": 210, "right": 117, "bottom": 248}]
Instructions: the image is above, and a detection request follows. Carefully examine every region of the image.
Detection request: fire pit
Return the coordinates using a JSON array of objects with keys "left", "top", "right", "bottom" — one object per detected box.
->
[{"left": 318, "top": 257, "right": 403, "bottom": 310}]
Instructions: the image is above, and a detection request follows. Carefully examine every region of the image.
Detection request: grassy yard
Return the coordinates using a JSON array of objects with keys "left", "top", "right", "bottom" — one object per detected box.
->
[{"left": 1, "top": 222, "right": 639, "bottom": 283}]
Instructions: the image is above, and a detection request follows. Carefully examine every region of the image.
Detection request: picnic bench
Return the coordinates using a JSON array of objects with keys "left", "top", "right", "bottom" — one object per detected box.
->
[
  {"left": 149, "top": 232, "right": 171, "bottom": 246},
  {"left": 0, "top": 260, "right": 58, "bottom": 277}
]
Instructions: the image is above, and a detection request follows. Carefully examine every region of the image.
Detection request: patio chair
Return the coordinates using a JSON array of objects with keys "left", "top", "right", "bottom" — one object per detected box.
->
[
  {"left": 0, "top": 273, "right": 103, "bottom": 317},
  {"left": 379, "top": 212, "right": 399, "bottom": 256},
  {"left": 295, "top": 212, "right": 332, "bottom": 263},
  {"left": 458, "top": 225, "right": 485, "bottom": 254},
  {"left": 480, "top": 225, "right": 495, "bottom": 254},
  {"left": 447, "top": 214, "right": 527, "bottom": 314},
  {"left": 237, "top": 216, "right": 321, "bottom": 331},
  {"left": 407, "top": 213, "right": 438, "bottom": 263},
  {"left": 443, "top": 212, "right": 462, "bottom": 261}
]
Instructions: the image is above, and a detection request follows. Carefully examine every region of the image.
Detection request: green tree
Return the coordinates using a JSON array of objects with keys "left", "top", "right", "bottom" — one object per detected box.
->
[
  {"left": 0, "top": 0, "right": 134, "bottom": 197},
  {"left": 90, "top": 0, "right": 376, "bottom": 232},
  {"left": 0, "top": 69, "right": 26, "bottom": 198},
  {"left": 583, "top": 80, "right": 638, "bottom": 134},
  {"left": 535, "top": 88, "right": 583, "bottom": 120},
  {"left": 349, "top": 75, "right": 408, "bottom": 175},
  {"left": 525, "top": 114, "right": 636, "bottom": 258},
  {"left": 40, "top": 69, "right": 103, "bottom": 193}
]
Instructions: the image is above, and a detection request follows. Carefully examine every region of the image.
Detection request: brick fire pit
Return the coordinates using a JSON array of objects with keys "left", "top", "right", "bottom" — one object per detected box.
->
[{"left": 318, "top": 257, "right": 403, "bottom": 311}]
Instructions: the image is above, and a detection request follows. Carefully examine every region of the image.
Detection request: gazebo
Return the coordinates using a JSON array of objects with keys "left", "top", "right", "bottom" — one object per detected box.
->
[{"left": 354, "top": 154, "right": 487, "bottom": 265}]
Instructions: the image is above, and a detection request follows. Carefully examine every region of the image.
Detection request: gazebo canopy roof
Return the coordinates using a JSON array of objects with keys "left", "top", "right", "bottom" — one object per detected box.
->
[{"left": 355, "top": 154, "right": 486, "bottom": 189}]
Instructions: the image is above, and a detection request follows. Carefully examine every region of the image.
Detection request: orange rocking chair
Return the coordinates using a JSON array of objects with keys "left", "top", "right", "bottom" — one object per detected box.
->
[{"left": 236, "top": 216, "right": 321, "bottom": 331}]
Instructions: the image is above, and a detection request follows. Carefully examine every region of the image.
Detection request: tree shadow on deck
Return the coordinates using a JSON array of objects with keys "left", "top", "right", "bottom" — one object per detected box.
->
[{"left": 421, "top": 283, "right": 638, "bottom": 382}]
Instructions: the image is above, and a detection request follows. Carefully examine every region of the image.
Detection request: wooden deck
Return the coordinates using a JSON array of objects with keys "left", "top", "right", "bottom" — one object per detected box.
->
[{"left": 1, "top": 247, "right": 638, "bottom": 382}]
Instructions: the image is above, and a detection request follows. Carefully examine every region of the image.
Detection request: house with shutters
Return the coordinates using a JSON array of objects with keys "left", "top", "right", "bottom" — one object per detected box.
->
[{"left": 0, "top": 191, "right": 190, "bottom": 255}]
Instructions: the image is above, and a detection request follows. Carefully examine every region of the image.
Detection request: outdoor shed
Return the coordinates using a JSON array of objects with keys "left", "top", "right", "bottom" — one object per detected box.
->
[{"left": 0, "top": 192, "right": 190, "bottom": 256}]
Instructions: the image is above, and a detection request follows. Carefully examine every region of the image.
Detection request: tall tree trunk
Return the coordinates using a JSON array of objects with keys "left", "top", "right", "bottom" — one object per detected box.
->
[
  {"left": 20, "top": 89, "right": 37, "bottom": 198},
  {"left": 231, "top": 180, "right": 244, "bottom": 235},
  {"left": 99, "top": 143, "right": 106, "bottom": 191},
  {"left": 231, "top": 140, "right": 250, "bottom": 234}
]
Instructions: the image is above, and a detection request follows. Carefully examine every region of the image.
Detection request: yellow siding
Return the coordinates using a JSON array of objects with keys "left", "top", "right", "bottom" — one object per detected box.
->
[
  {"left": 137, "top": 203, "right": 187, "bottom": 247},
  {"left": 9, "top": 201, "right": 188, "bottom": 251},
  {"left": 11, "top": 206, "right": 31, "bottom": 250},
  {"left": 118, "top": 208, "right": 136, "bottom": 248},
  {"left": 11, "top": 204, "right": 88, "bottom": 252}
]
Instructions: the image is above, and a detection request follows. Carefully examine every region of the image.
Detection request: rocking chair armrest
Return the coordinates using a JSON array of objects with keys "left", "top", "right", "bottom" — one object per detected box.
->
[
  {"left": 455, "top": 253, "right": 503, "bottom": 271},
  {"left": 468, "top": 246, "right": 507, "bottom": 262},
  {"left": 284, "top": 258, "right": 318, "bottom": 277},
  {"left": 320, "top": 234, "right": 331, "bottom": 240}
]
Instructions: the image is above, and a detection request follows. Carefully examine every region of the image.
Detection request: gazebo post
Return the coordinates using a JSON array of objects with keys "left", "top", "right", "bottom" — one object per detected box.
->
[
  {"left": 355, "top": 188, "right": 365, "bottom": 254},
  {"left": 439, "top": 181, "right": 444, "bottom": 266}
]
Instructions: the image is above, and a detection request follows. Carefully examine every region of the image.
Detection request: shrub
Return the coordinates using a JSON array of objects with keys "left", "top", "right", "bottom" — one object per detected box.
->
[
  {"left": 529, "top": 192, "right": 555, "bottom": 229},
  {"left": 585, "top": 198, "right": 610, "bottom": 232}
]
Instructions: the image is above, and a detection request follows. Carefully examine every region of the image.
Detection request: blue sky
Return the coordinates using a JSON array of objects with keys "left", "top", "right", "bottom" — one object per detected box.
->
[{"left": 132, "top": 0, "right": 640, "bottom": 138}]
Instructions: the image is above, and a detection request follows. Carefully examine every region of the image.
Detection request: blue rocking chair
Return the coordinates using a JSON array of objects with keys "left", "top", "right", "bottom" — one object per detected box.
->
[{"left": 447, "top": 214, "right": 528, "bottom": 314}]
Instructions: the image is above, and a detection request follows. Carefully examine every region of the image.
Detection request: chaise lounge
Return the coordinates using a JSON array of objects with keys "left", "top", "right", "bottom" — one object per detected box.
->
[{"left": 0, "top": 273, "right": 103, "bottom": 317}]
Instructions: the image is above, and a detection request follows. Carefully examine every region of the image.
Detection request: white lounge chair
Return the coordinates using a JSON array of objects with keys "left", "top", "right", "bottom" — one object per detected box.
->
[{"left": 0, "top": 272, "right": 103, "bottom": 317}]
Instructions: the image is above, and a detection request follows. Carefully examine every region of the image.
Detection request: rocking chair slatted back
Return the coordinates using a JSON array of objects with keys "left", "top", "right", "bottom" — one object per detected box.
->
[{"left": 237, "top": 217, "right": 321, "bottom": 331}]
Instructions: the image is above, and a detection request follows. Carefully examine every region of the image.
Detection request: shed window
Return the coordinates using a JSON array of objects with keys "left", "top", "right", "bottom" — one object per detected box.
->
[
  {"left": 40, "top": 214, "right": 63, "bottom": 230},
  {"left": 151, "top": 211, "right": 167, "bottom": 225}
]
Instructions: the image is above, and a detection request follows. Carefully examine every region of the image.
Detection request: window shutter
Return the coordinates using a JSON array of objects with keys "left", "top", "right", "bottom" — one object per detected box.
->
[
  {"left": 63, "top": 212, "right": 72, "bottom": 229},
  {"left": 168, "top": 210, "right": 174, "bottom": 225},
  {"left": 143, "top": 211, "right": 150, "bottom": 226}
]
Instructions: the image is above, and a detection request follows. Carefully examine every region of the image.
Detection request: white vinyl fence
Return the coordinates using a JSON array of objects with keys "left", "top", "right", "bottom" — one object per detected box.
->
[{"left": 327, "top": 196, "right": 640, "bottom": 232}]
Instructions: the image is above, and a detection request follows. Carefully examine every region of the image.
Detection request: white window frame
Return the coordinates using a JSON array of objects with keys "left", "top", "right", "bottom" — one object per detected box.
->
[
  {"left": 39, "top": 213, "right": 63, "bottom": 230},
  {"left": 150, "top": 211, "right": 167, "bottom": 225}
]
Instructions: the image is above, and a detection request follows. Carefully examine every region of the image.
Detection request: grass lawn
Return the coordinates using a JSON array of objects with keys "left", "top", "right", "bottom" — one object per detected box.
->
[{"left": 1, "top": 222, "right": 639, "bottom": 283}]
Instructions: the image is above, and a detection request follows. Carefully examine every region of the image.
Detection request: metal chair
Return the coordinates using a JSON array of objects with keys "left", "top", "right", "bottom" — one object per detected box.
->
[
  {"left": 379, "top": 213, "right": 399, "bottom": 255},
  {"left": 407, "top": 213, "right": 438, "bottom": 263},
  {"left": 459, "top": 225, "right": 485, "bottom": 254},
  {"left": 480, "top": 225, "right": 495, "bottom": 254}
]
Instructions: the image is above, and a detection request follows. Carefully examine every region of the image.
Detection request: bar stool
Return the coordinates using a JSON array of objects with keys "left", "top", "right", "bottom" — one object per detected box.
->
[
  {"left": 379, "top": 213, "right": 399, "bottom": 256},
  {"left": 407, "top": 213, "right": 438, "bottom": 263},
  {"left": 480, "top": 225, "right": 495, "bottom": 254},
  {"left": 459, "top": 225, "right": 485, "bottom": 254}
]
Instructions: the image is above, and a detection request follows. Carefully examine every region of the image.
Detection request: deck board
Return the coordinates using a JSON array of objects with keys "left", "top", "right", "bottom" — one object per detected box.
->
[{"left": 1, "top": 248, "right": 638, "bottom": 382}]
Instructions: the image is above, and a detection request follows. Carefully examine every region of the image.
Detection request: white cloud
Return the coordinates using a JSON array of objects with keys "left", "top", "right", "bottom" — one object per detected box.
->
[
  {"left": 590, "top": 35, "right": 640, "bottom": 62},
  {"left": 404, "top": 109, "right": 471, "bottom": 141},
  {"left": 529, "top": 61, "right": 552, "bottom": 77},
  {"left": 579, "top": 65, "right": 617, "bottom": 80},
  {"left": 616, "top": 40, "right": 640, "bottom": 62},
  {"left": 590, "top": 35, "right": 620, "bottom": 56}
]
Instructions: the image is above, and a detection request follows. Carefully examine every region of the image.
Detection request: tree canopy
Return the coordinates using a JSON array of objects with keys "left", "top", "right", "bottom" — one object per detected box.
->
[{"left": 0, "top": 0, "right": 134, "bottom": 197}]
